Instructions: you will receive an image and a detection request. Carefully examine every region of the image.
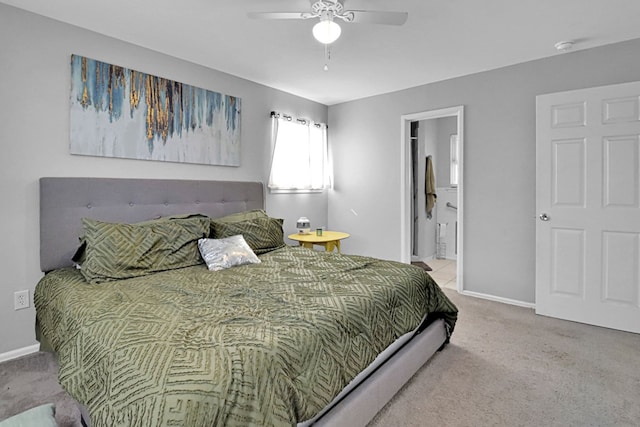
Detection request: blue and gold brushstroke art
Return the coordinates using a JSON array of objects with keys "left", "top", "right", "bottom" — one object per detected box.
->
[{"left": 70, "top": 54, "right": 241, "bottom": 166}]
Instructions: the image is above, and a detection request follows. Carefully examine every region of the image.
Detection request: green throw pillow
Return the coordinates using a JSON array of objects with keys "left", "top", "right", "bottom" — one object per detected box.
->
[
  {"left": 212, "top": 209, "right": 268, "bottom": 224},
  {"left": 80, "top": 217, "right": 209, "bottom": 283},
  {"left": 72, "top": 214, "right": 210, "bottom": 266},
  {"left": 211, "top": 216, "right": 286, "bottom": 255}
]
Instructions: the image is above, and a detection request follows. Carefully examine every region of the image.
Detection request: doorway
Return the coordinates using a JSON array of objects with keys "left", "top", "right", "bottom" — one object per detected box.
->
[{"left": 400, "top": 106, "right": 464, "bottom": 292}]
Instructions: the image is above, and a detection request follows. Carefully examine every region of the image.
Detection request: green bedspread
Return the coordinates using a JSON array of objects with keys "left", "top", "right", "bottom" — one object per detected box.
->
[{"left": 35, "top": 246, "right": 457, "bottom": 427}]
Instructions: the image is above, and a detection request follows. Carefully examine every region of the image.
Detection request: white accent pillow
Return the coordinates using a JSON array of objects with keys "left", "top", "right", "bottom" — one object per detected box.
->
[{"left": 198, "top": 235, "right": 261, "bottom": 271}]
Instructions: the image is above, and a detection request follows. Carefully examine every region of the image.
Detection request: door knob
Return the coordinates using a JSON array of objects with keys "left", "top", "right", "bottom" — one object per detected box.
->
[{"left": 539, "top": 213, "right": 550, "bottom": 221}]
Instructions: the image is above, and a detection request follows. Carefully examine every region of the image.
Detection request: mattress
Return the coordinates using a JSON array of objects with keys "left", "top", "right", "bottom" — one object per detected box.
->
[{"left": 35, "top": 246, "right": 457, "bottom": 426}]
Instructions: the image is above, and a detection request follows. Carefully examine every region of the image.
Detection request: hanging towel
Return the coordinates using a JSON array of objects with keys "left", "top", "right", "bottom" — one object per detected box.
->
[{"left": 425, "top": 155, "right": 437, "bottom": 219}]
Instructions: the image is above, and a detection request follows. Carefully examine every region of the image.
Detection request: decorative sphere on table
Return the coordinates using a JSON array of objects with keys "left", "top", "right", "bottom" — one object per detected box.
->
[{"left": 296, "top": 217, "right": 311, "bottom": 234}]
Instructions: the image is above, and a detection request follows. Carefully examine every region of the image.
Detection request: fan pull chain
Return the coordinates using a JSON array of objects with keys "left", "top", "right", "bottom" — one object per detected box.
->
[{"left": 324, "top": 44, "right": 331, "bottom": 71}]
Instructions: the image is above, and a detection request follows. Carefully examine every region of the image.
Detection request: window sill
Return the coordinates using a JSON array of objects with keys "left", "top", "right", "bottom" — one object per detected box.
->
[{"left": 268, "top": 188, "right": 325, "bottom": 194}]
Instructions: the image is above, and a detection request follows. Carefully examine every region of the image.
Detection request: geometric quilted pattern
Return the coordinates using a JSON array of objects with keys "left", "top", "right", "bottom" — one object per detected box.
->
[
  {"left": 212, "top": 209, "right": 269, "bottom": 224},
  {"left": 79, "top": 217, "right": 210, "bottom": 283},
  {"left": 211, "top": 217, "right": 286, "bottom": 255},
  {"left": 34, "top": 246, "right": 457, "bottom": 426}
]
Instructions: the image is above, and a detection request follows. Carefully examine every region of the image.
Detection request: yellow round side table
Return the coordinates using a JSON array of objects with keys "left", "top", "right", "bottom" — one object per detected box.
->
[{"left": 288, "top": 231, "right": 350, "bottom": 253}]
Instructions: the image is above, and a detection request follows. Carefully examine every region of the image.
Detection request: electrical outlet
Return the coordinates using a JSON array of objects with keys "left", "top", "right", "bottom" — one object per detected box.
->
[{"left": 14, "top": 290, "right": 30, "bottom": 310}]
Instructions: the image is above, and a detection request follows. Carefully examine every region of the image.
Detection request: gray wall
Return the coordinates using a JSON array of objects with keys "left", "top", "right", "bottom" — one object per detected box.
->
[
  {"left": 328, "top": 38, "right": 640, "bottom": 304},
  {"left": 0, "top": 4, "right": 328, "bottom": 355},
  {"left": 3, "top": 2, "right": 640, "bottom": 355}
]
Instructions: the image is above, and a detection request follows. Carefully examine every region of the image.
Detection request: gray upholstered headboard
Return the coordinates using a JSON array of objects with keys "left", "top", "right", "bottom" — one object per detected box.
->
[{"left": 39, "top": 177, "right": 264, "bottom": 272}]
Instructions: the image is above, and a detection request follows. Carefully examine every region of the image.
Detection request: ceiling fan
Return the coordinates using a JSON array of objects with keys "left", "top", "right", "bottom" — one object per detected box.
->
[{"left": 248, "top": 0, "right": 408, "bottom": 44}]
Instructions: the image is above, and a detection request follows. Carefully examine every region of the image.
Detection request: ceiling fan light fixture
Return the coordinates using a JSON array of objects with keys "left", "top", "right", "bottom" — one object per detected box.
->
[{"left": 312, "top": 18, "right": 341, "bottom": 44}]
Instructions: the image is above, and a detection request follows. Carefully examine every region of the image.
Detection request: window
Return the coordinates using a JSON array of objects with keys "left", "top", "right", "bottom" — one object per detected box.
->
[
  {"left": 268, "top": 114, "right": 331, "bottom": 192},
  {"left": 450, "top": 134, "right": 459, "bottom": 186}
]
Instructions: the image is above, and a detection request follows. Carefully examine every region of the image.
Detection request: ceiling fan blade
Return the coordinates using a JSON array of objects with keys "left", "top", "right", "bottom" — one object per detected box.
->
[
  {"left": 346, "top": 10, "right": 408, "bottom": 25},
  {"left": 247, "top": 12, "right": 309, "bottom": 20}
]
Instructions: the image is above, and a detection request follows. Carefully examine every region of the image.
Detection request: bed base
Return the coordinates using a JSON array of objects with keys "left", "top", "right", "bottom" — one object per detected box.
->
[{"left": 311, "top": 319, "right": 447, "bottom": 426}]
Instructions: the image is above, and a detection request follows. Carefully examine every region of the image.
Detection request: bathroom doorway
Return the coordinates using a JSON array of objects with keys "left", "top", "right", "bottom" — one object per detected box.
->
[{"left": 400, "top": 106, "right": 464, "bottom": 292}]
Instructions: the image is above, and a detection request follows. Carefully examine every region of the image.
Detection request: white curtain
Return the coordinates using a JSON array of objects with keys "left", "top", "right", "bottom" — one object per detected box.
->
[{"left": 268, "top": 115, "right": 331, "bottom": 191}]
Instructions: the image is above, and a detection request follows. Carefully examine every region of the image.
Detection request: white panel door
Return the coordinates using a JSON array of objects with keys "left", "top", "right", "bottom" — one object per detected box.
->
[{"left": 536, "top": 81, "right": 640, "bottom": 333}]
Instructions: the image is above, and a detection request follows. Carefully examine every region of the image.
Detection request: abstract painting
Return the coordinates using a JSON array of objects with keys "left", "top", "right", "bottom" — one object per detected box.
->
[{"left": 70, "top": 55, "right": 241, "bottom": 166}]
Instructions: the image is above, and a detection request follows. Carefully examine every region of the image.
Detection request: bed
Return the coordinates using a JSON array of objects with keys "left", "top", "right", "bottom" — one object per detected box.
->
[{"left": 35, "top": 177, "right": 457, "bottom": 427}]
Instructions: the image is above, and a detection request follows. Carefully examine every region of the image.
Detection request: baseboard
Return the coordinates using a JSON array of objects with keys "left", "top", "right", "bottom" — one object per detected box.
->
[
  {"left": 459, "top": 290, "right": 535, "bottom": 309},
  {"left": 0, "top": 344, "right": 39, "bottom": 363}
]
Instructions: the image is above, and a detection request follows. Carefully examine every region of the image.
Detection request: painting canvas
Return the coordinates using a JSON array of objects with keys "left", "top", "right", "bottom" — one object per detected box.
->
[{"left": 70, "top": 55, "right": 241, "bottom": 166}]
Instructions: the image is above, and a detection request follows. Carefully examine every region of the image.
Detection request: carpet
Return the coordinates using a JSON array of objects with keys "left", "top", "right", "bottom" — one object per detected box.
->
[
  {"left": 369, "top": 289, "right": 640, "bottom": 426},
  {"left": 0, "top": 350, "right": 80, "bottom": 427}
]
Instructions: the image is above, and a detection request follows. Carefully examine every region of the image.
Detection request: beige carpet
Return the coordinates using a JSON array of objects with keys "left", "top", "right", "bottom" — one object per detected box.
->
[
  {"left": 1, "top": 288, "right": 639, "bottom": 426},
  {"left": 370, "top": 289, "right": 640, "bottom": 426},
  {"left": 0, "top": 349, "right": 80, "bottom": 426}
]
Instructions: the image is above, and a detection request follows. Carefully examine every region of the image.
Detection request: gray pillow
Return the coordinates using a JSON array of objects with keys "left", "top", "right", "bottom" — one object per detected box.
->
[{"left": 198, "top": 236, "right": 261, "bottom": 271}]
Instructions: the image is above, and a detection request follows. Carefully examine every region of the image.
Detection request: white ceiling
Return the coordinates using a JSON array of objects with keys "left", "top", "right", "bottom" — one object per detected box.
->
[{"left": 3, "top": 0, "right": 640, "bottom": 105}]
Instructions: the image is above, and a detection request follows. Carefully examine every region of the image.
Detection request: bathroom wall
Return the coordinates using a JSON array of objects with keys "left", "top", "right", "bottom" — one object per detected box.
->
[
  {"left": 413, "top": 119, "right": 438, "bottom": 260},
  {"left": 435, "top": 187, "right": 458, "bottom": 260}
]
